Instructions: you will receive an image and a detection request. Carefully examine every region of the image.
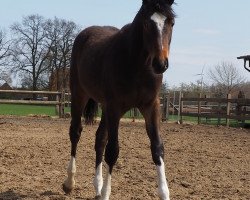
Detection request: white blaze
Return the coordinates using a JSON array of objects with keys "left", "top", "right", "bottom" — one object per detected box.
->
[
  {"left": 156, "top": 157, "right": 170, "bottom": 200},
  {"left": 150, "top": 12, "right": 167, "bottom": 49}
]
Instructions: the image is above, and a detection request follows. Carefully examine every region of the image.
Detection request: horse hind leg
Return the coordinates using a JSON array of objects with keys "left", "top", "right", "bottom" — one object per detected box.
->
[
  {"left": 63, "top": 94, "right": 89, "bottom": 194},
  {"left": 100, "top": 109, "right": 120, "bottom": 200},
  {"left": 94, "top": 112, "right": 108, "bottom": 198}
]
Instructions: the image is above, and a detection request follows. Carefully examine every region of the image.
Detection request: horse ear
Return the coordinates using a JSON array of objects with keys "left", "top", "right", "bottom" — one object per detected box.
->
[
  {"left": 142, "top": 0, "right": 151, "bottom": 5},
  {"left": 167, "top": 0, "right": 174, "bottom": 5}
]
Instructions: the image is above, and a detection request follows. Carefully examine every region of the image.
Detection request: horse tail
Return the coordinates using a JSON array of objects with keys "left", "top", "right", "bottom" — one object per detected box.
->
[{"left": 83, "top": 99, "right": 98, "bottom": 125}]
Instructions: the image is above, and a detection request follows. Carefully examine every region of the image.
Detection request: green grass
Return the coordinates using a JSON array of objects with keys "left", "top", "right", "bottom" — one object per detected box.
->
[
  {"left": 0, "top": 104, "right": 249, "bottom": 128},
  {"left": 0, "top": 104, "right": 70, "bottom": 116}
]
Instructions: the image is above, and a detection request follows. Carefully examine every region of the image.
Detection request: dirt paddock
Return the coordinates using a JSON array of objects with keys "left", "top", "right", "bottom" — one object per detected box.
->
[{"left": 0, "top": 116, "right": 249, "bottom": 200}]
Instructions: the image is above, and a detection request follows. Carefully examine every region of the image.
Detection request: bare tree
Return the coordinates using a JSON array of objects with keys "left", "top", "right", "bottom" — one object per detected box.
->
[
  {"left": 44, "top": 17, "right": 78, "bottom": 91},
  {"left": 0, "top": 29, "right": 11, "bottom": 66},
  {"left": 208, "top": 62, "right": 246, "bottom": 96},
  {"left": 10, "top": 14, "right": 51, "bottom": 92},
  {"left": 0, "top": 69, "right": 12, "bottom": 86},
  {"left": 0, "top": 29, "right": 12, "bottom": 86}
]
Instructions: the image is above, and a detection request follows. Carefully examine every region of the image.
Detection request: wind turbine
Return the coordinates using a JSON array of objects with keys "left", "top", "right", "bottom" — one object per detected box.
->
[{"left": 195, "top": 64, "right": 205, "bottom": 91}]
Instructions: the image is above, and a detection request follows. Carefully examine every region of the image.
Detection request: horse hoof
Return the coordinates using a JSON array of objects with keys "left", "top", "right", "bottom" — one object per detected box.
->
[
  {"left": 95, "top": 195, "right": 101, "bottom": 200},
  {"left": 62, "top": 183, "right": 73, "bottom": 194}
]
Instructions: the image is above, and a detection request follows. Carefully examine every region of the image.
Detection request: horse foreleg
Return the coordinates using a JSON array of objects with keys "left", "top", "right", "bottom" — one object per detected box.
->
[
  {"left": 63, "top": 156, "right": 77, "bottom": 193},
  {"left": 94, "top": 113, "right": 108, "bottom": 198},
  {"left": 140, "top": 101, "right": 170, "bottom": 200},
  {"left": 101, "top": 110, "right": 120, "bottom": 200},
  {"left": 156, "top": 157, "right": 170, "bottom": 200}
]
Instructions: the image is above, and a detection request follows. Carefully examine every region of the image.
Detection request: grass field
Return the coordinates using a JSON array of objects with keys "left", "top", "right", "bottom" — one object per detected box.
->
[
  {"left": 0, "top": 104, "right": 70, "bottom": 116},
  {"left": 0, "top": 104, "right": 248, "bottom": 127}
]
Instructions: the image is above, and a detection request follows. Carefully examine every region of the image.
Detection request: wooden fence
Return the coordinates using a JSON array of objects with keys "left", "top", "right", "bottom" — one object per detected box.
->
[
  {"left": 179, "top": 93, "right": 250, "bottom": 126},
  {"left": 0, "top": 90, "right": 68, "bottom": 118},
  {"left": 1, "top": 90, "right": 249, "bottom": 126},
  {"left": 0, "top": 89, "right": 170, "bottom": 120}
]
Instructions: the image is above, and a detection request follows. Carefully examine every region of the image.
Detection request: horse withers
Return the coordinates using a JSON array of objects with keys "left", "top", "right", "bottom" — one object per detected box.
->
[{"left": 63, "top": 0, "right": 175, "bottom": 199}]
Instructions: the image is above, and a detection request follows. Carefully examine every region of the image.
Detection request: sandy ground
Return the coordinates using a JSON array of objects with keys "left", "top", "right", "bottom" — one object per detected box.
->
[{"left": 0, "top": 116, "right": 249, "bottom": 200}]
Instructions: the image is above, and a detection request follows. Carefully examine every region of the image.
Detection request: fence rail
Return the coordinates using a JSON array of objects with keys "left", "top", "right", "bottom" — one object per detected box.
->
[
  {"left": 179, "top": 94, "right": 250, "bottom": 126},
  {"left": 1, "top": 90, "right": 250, "bottom": 126},
  {"left": 0, "top": 90, "right": 66, "bottom": 117}
]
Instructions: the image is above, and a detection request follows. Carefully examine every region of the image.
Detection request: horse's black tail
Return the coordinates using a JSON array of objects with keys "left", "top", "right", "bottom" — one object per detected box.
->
[{"left": 83, "top": 99, "right": 98, "bottom": 125}]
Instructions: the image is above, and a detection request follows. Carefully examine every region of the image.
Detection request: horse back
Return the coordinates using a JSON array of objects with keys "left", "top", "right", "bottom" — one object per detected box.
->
[{"left": 70, "top": 26, "right": 120, "bottom": 101}]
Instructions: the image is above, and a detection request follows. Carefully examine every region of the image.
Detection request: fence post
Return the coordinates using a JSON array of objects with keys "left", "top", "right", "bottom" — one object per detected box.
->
[
  {"left": 132, "top": 108, "right": 139, "bottom": 122},
  {"left": 179, "top": 92, "right": 183, "bottom": 124},
  {"left": 59, "top": 92, "right": 62, "bottom": 118},
  {"left": 204, "top": 94, "right": 209, "bottom": 124},
  {"left": 226, "top": 94, "right": 231, "bottom": 127},
  {"left": 56, "top": 94, "right": 59, "bottom": 116},
  {"left": 162, "top": 93, "right": 167, "bottom": 122},
  {"left": 56, "top": 92, "right": 64, "bottom": 118},
  {"left": 177, "top": 91, "right": 182, "bottom": 124},
  {"left": 198, "top": 93, "right": 202, "bottom": 124},
  {"left": 166, "top": 92, "right": 170, "bottom": 121},
  {"left": 61, "top": 90, "right": 65, "bottom": 118}
]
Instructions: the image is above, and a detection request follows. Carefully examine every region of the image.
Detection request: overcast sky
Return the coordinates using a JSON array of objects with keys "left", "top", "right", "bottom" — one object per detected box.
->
[{"left": 0, "top": 0, "right": 249, "bottom": 87}]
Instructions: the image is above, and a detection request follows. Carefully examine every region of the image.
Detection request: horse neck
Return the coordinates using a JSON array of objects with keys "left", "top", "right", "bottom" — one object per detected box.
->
[{"left": 127, "top": 10, "right": 145, "bottom": 60}]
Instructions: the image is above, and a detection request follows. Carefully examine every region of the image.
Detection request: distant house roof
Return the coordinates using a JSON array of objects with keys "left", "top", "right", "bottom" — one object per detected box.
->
[{"left": 0, "top": 82, "right": 12, "bottom": 90}]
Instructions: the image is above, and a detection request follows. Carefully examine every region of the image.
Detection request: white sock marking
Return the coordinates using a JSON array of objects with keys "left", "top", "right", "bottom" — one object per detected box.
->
[
  {"left": 64, "top": 156, "right": 76, "bottom": 189},
  {"left": 156, "top": 157, "right": 170, "bottom": 200},
  {"left": 151, "top": 12, "right": 167, "bottom": 49},
  {"left": 101, "top": 166, "right": 112, "bottom": 200},
  {"left": 94, "top": 162, "right": 103, "bottom": 197}
]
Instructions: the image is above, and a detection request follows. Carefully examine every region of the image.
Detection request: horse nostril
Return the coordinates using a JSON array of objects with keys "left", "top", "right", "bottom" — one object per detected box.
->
[
  {"left": 164, "top": 59, "right": 169, "bottom": 69},
  {"left": 152, "top": 58, "right": 169, "bottom": 74}
]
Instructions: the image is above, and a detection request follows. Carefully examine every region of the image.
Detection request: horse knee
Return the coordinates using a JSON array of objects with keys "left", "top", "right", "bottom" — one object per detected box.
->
[
  {"left": 95, "top": 131, "right": 107, "bottom": 151},
  {"left": 105, "top": 141, "right": 119, "bottom": 172},
  {"left": 69, "top": 121, "right": 83, "bottom": 156},
  {"left": 151, "top": 142, "right": 164, "bottom": 166},
  {"left": 69, "top": 122, "right": 82, "bottom": 142}
]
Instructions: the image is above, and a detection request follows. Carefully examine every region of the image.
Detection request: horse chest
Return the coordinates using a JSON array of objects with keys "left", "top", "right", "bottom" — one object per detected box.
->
[{"left": 110, "top": 72, "right": 161, "bottom": 108}]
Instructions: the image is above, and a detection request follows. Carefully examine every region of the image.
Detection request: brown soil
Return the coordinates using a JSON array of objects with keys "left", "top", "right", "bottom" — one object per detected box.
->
[{"left": 0, "top": 116, "right": 249, "bottom": 200}]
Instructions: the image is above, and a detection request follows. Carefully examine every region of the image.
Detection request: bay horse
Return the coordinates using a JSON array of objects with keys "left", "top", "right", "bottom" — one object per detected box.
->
[{"left": 63, "top": 0, "right": 175, "bottom": 199}]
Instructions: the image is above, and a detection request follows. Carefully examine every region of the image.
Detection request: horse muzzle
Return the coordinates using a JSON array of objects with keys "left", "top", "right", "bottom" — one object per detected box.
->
[{"left": 152, "top": 58, "right": 168, "bottom": 74}]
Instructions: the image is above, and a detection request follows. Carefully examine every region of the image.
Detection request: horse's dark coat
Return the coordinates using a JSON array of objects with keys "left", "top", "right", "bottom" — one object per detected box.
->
[{"left": 64, "top": 0, "right": 175, "bottom": 197}]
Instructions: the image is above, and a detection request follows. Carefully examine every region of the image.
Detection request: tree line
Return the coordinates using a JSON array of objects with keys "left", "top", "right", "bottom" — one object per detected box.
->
[
  {"left": 0, "top": 14, "right": 249, "bottom": 98},
  {"left": 163, "top": 61, "right": 249, "bottom": 98},
  {"left": 0, "top": 14, "right": 79, "bottom": 92}
]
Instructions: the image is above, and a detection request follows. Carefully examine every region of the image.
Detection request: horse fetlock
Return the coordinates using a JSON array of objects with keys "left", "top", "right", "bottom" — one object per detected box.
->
[
  {"left": 101, "top": 173, "right": 111, "bottom": 200},
  {"left": 158, "top": 187, "right": 170, "bottom": 200},
  {"left": 94, "top": 195, "right": 102, "bottom": 200},
  {"left": 62, "top": 178, "right": 75, "bottom": 194},
  {"left": 94, "top": 176, "right": 103, "bottom": 196},
  {"left": 101, "top": 185, "right": 111, "bottom": 200},
  {"left": 100, "top": 194, "right": 110, "bottom": 200}
]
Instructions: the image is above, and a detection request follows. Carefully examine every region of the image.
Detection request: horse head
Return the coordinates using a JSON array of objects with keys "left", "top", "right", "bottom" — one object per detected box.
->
[{"left": 141, "top": 0, "right": 175, "bottom": 74}]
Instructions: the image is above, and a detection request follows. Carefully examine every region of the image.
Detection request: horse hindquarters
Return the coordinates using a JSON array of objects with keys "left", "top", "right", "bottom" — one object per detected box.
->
[{"left": 63, "top": 39, "right": 90, "bottom": 193}]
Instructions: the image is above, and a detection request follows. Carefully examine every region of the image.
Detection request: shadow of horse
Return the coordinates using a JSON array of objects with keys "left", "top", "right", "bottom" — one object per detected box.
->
[
  {"left": 0, "top": 190, "right": 27, "bottom": 200},
  {"left": 0, "top": 189, "right": 98, "bottom": 200}
]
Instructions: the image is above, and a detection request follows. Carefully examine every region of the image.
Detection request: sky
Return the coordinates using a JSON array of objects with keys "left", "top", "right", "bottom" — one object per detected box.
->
[{"left": 0, "top": 0, "right": 250, "bottom": 87}]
